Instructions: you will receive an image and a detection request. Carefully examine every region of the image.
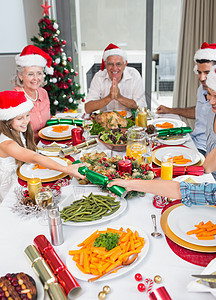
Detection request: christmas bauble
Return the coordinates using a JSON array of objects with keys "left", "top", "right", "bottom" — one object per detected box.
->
[
  {"left": 69, "top": 98, "right": 73, "bottom": 103},
  {"left": 103, "top": 286, "right": 111, "bottom": 294},
  {"left": 68, "top": 78, "right": 72, "bottom": 83},
  {"left": 53, "top": 22, "right": 59, "bottom": 29},
  {"left": 62, "top": 61, "right": 67, "bottom": 66},
  {"left": 56, "top": 29, "right": 60, "bottom": 35},
  {"left": 75, "top": 71, "right": 78, "bottom": 76},
  {"left": 63, "top": 95, "right": 66, "bottom": 98},
  {"left": 154, "top": 275, "right": 162, "bottom": 283},
  {"left": 70, "top": 69, "right": 74, "bottom": 73},
  {"left": 39, "top": 36, "right": 44, "bottom": 42},
  {"left": 62, "top": 40, "right": 66, "bottom": 45},
  {"left": 55, "top": 58, "right": 60, "bottom": 64},
  {"left": 52, "top": 78, "right": 57, "bottom": 83},
  {"left": 98, "top": 292, "right": 106, "bottom": 300},
  {"left": 68, "top": 57, "right": 72, "bottom": 62},
  {"left": 54, "top": 100, "right": 59, "bottom": 105}
]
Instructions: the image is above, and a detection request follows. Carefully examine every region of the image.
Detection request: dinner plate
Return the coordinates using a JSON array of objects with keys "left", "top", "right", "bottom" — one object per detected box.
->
[
  {"left": 148, "top": 118, "right": 186, "bottom": 128},
  {"left": 156, "top": 134, "right": 190, "bottom": 146},
  {"left": 59, "top": 191, "right": 127, "bottom": 226},
  {"left": 160, "top": 203, "right": 216, "bottom": 252},
  {"left": 66, "top": 225, "right": 149, "bottom": 281},
  {"left": 167, "top": 205, "right": 216, "bottom": 246},
  {"left": 55, "top": 112, "right": 84, "bottom": 119},
  {"left": 41, "top": 124, "right": 74, "bottom": 138},
  {"left": 18, "top": 157, "right": 68, "bottom": 180},
  {"left": 154, "top": 146, "right": 201, "bottom": 166},
  {"left": 173, "top": 174, "right": 216, "bottom": 184}
]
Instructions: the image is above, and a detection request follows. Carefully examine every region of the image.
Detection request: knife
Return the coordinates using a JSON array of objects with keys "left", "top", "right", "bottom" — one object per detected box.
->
[
  {"left": 158, "top": 134, "right": 187, "bottom": 141},
  {"left": 192, "top": 274, "right": 216, "bottom": 280}
]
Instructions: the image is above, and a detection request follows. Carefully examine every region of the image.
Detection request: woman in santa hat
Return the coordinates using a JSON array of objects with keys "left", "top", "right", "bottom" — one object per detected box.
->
[
  {"left": 0, "top": 91, "right": 84, "bottom": 202},
  {"left": 12, "top": 45, "right": 53, "bottom": 144}
]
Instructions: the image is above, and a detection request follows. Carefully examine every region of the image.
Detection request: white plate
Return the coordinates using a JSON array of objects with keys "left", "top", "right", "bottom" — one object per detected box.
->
[
  {"left": 156, "top": 134, "right": 190, "bottom": 145},
  {"left": 148, "top": 117, "right": 186, "bottom": 128},
  {"left": 154, "top": 146, "right": 200, "bottom": 166},
  {"left": 41, "top": 124, "right": 75, "bottom": 138},
  {"left": 173, "top": 174, "right": 215, "bottom": 184},
  {"left": 66, "top": 225, "right": 149, "bottom": 281},
  {"left": 167, "top": 205, "right": 216, "bottom": 246},
  {"left": 54, "top": 112, "right": 84, "bottom": 119},
  {"left": 59, "top": 191, "right": 127, "bottom": 226},
  {"left": 19, "top": 157, "right": 68, "bottom": 179}
]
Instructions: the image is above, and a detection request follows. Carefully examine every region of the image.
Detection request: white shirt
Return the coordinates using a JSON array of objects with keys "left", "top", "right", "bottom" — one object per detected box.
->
[
  {"left": 86, "top": 66, "right": 146, "bottom": 112},
  {"left": 0, "top": 133, "right": 26, "bottom": 202}
]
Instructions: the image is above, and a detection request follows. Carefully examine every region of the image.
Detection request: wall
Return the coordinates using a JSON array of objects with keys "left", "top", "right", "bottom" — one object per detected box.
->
[{"left": 0, "top": 0, "right": 42, "bottom": 92}]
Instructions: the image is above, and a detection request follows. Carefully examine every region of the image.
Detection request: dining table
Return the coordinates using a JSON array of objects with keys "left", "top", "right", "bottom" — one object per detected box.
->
[{"left": 0, "top": 113, "right": 216, "bottom": 300}]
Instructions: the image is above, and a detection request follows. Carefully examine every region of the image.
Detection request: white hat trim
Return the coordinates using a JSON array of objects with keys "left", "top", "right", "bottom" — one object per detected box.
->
[
  {"left": 194, "top": 48, "right": 216, "bottom": 62},
  {"left": 206, "top": 66, "right": 216, "bottom": 92},
  {"left": 103, "top": 49, "right": 127, "bottom": 61},
  {"left": 15, "top": 54, "right": 47, "bottom": 67},
  {"left": 0, "top": 100, "right": 34, "bottom": 121}
]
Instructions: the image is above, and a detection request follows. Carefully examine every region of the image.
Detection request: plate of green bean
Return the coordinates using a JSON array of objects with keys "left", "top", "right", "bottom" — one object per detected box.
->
[{"left": 59, "top": 191, "right": 127, "bottom": 226}]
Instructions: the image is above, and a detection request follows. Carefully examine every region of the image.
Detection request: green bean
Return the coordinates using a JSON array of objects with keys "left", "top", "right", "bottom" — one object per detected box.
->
[{"left": 60, "top": 193, "right": 121, "bottom": 223}]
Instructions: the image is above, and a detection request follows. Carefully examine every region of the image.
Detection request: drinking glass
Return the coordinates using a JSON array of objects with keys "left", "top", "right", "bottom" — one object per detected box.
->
[
  {"left": 35, "top": 186, "right": 53, "bottom": 209},
  {"left": 141, "top": 136, "right": 152, "bottom": 166},
  {"left": 161, "top": 155, "right": 173, "bottom": 180},
  {"left": 83, "top": 119, "right": 93, "bottom": 140},
  {"left": 126, "top": 126, "right": 145, "bottom": 162}
]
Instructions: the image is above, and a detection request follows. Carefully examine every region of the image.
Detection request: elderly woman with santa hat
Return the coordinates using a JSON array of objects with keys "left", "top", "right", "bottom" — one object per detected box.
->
[{"left": 12, "top": 45, "right": 53, "bottom": 144}]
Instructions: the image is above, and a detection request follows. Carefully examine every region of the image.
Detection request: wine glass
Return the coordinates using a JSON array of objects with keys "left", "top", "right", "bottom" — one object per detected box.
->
[
  {"left": 35, "top": 186, "right": 53, "bottom": 224},
  {"left": 83, "top": 119, "right": 93, "bottom": 140}
]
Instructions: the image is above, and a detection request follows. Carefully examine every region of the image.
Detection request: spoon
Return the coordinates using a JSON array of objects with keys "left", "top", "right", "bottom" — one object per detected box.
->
[
  {"left": 151, "top": 214, "right": 162, "bottom": 237},
  {"left": 88, "top": 253, "right": 138, "bottom": 282}
]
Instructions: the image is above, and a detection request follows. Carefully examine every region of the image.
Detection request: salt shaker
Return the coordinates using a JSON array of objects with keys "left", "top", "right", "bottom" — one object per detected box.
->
[{"left": 48, "top": 205, "right": 64, "bottom": 246}]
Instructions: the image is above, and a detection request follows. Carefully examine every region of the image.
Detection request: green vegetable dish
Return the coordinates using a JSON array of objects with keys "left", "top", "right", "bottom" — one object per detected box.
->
[
  {"left": 60, "top": 193, "right": 120, "bottom": 222},
  {"left": 93, "top": 232, "right": 120, "bottom": 251}
]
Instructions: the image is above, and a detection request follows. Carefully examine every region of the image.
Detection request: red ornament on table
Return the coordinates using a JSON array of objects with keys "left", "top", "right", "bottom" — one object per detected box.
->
[
  {"left": 71, "top": 127, "right": 84, "bottom": 146},
  {"left": 118, "top": 159, "right": 132, "bottom": 174}
]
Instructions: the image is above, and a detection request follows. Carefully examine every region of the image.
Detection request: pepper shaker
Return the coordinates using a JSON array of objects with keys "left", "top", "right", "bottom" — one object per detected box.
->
[{"left": 48, "top": 205, "right": 64, "bottom": 246}]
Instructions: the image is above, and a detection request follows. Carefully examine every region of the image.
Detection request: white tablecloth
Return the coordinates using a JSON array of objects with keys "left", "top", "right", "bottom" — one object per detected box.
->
[{"left": 0, "top": 114, "right": 215, "bottom": 300}]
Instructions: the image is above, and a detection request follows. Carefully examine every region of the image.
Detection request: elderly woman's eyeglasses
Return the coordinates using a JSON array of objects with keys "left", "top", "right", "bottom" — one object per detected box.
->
[
  {"left": 106, "top": 62, "right": 124, "bottom": 68},
  {"left": 23, "top": 72, "right": 44, "bottom": 78}
]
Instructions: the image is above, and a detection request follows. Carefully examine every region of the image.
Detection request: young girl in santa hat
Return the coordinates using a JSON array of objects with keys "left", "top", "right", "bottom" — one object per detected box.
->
[
  {"left": 0, "top": 90, "right": 84, "bottom": 202},
  {"left": 12, "top": 45, "right": 53, "bottom": 144}
]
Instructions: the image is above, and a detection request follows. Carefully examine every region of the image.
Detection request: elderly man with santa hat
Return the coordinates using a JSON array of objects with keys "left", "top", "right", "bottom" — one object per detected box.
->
[
  {"left": 157, "top": 42, "right": 216, "bottom": 156},
  {"left": 85, "top": 43, "right": 146, "bottom": 114}
]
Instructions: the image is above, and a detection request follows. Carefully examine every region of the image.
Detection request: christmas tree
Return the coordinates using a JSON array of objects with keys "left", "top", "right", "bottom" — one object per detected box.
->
[{"left": 31, "top": 1, "right": 85, "bottom": 115}]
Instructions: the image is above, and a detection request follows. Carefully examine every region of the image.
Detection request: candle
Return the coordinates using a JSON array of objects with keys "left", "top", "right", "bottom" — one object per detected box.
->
[
  {"left": 117, "top": 159, "right": 132, "bottom": 174},
  {"left": 71, "top": 127, "right": 83, "bottom": 146},
  {"left": 27, "top": 178, "right": 42, "bottom": 203}
]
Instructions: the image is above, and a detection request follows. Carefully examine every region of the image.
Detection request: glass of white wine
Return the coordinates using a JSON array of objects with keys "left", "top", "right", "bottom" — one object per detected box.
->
[
  {"left": 83, "top": 119, "right": 93, "bottom": 140},
  {"left": 35, "top": 186, "right": 53, "bottom": 224}
]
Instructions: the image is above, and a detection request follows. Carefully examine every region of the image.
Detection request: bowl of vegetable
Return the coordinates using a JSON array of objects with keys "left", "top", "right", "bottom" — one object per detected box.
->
[{"left": 97, "top": 128, "right": 127, "bottom": 152}]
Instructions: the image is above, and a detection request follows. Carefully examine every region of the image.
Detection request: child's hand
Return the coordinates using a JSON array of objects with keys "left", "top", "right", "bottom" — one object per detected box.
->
[{"left": 67, "top": 163, "right": 86, "bottom": 179}]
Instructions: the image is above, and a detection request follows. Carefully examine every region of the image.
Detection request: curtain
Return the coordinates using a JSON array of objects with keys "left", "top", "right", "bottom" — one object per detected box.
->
[{"left": 173, "top": 0, "right": 216, "bottom": 128}]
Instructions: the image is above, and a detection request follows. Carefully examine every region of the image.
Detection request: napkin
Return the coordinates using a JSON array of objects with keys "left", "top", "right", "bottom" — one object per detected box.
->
[{"left": 187, "top": 257, "right": 216, "bottom": 297}]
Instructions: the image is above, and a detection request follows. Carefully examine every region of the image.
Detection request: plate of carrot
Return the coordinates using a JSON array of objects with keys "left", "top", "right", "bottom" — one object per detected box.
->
[
  {"left": 66, "top": 226, "right": 149, "bottom": 281},
  {"left": 155, "top": 146, "right": 201, "bottom": 166},
  {"left": 148, "top": 118, "right": 186, "bottom": 129},
  {"left": 41, "top": 124, "right": 75, "bottom": 138},
  {"left": 167, "top": 205, "right": 216, "bottom": 246}
]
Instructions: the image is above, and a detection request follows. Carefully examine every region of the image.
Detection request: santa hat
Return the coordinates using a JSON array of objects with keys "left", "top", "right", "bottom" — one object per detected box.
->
[
  {"left": 15, "top": 45, "right": 53, "bottom": 75},
  {"left": 0, "top": 91, "right": 33, "bottom": 121},
  {"left": 101, "top": 43, "right": 127, "bottom": 71},
  {"left": 194, "top": 42, "right": 216, "bottom": 74},
  {"left": 206, "top": 65, "right": 216, "bottom": 92}
]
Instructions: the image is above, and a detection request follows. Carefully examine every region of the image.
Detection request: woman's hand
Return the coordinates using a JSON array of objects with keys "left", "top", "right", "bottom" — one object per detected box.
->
[{"left": 66, "top": 163, "right": 86, "bottom": 179}]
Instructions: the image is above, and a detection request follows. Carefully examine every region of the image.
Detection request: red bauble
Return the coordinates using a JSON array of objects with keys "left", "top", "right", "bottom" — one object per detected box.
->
[
  {"left": 137, "top": 283, "right": 145, "bottom": 292},
  {"left": 135, "top": 273, "right": 143, "bottom": 281},
  {"left": 62, "top": 40, "right": 66, "bottom": 45},
  {"left": 53, "top": 62, "right": 57, "bottom": 67},
  {"left": 53, "top": 37, "right": 58, "bottom": 42},
  {"left": 64, "top": 69, "right": 69, "bottom": 74},
  {"left": 72, "top": 91, "right": 74, "bottom": 95},
  {"left": 68, "top": 78, "right": 72, "bottom": 83},
  {"left": 75, "top": 71, "right": 78, "bottom": 76},
  {"left": 82, "top": 99, "right": 85, "bottom": 102},
  {"left": 67, "top": 57, "right": 72, "bottom": 62},
  {"left": 64, "top": 107, "right": 69, "bottom": 112}
]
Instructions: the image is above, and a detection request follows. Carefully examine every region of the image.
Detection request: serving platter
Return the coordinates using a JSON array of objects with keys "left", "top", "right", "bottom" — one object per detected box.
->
[
  {"left": 59, "top": 191, "right": 127, "bottom": 226},
  {"left": 66, "top": 225, "right": 149, "bottom": 281},
  {"left": 160, "top": 203, "right": 216, "bottom": 253},
  {"left": 17, "top": 157, "right": 70, "bottom": 182}
]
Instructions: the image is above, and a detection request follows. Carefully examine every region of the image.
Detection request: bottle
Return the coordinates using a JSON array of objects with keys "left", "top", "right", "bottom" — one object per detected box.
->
[{"left": 48, "top": 205, "right": 64, "bottom": 246}]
